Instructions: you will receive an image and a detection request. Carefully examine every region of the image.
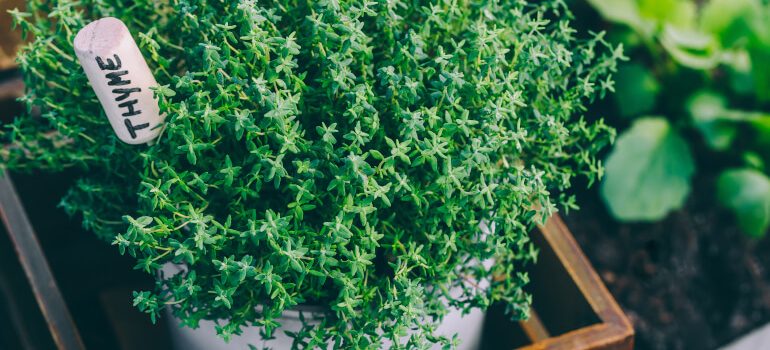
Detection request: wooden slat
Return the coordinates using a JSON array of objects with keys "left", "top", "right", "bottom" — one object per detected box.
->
[
  {"left": 518, "top": 215, "right": 634, "bottom": 350},
  {"left": 0, "top": 170, "right": 86, "bottom": 350},
  {"left": 0, "top": 75, "right": 23, "bottom": 100},
  {"left": 0, "top": 267, "right": 35, "bottom": 349},
  {"left": 520, "top": 309, "right": 550, "bottom": 342}
]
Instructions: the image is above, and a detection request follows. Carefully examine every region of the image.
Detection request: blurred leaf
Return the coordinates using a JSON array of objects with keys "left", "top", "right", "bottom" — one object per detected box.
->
[
  {"left": 602, "top": 117, "right": 695, "bottom": 221},
  {"left": 585, "top": 0, "right": 653, "bottom": 37},
  {"left": 722, "top": 49, "right": 754, "bottom": 95},
  {"left": 728, "top": 65, "right": 755, "bottom": 96},
  {"left": 694, "top": 121, "right": 736, "bottom": 151},
  {"left": 701, "top": 0, "right": 761, "bottom": 46},
  {"left": 660, "top": 25, "right": 721, "bottom": 69},
  {"left": 686, "top": 90, "right": 770, "bottom": 149},
  {"left": 687, "top": 90, "right": 726, "bottom": 120},
  {"left": 687, "top": 91, "right": 736, "bottom": 150},
  {"left": 720, "top": 49, "right": 752, "bottom": 72},
  {"left": 717, "top": 168, "right": 770, "bottom": 238},
  {"left": 750, "top": 48, "right": 770, "bottom": 102},
  {"left": 702, "top": 0, "right": 770, "bottom": 101},
  {"left": 744, "top": 113, "right": 770, "bottom": 149},
  {"left": 614, "top": 63, "right": 660, "bottom": 117},
  {"left": 585, "top": 0, "right": 639, "bottom": 26},
  {"left": 639, "top": 0, "right": 696, "bottom": 29},
  {"left": 743, "top": 152, "right": 765, "bottom": 170}
]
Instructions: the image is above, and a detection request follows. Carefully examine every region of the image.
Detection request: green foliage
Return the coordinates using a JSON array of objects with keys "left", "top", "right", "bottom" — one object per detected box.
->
[
  {"left": 584, "top": 0, "right": 770, "bottom": 236},
  {"left": 613, "top": 63, "right": 659, "bottom": 118},
  {"left": 718, "top": 169, "right": 770, "bottom": 238},
  {"left": 687, "top": 91, "right": 736, "bottom": 151},
  {"left": 601, "top": 118, "right": 694, "bottom": 220},
  {"left": 2, "top": 0, "right": 618, "bottom": 348},
  {"left": 584, "top": 0, "right": 652, "bottom": 36}
]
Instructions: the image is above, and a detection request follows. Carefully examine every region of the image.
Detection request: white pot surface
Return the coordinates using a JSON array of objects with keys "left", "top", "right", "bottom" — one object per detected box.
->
[
  {"left": 162, "top": 260, "right": 489, "bottom": 350},
  {"left": 166, "top": 305, "right": 485, "bottom": 350}
]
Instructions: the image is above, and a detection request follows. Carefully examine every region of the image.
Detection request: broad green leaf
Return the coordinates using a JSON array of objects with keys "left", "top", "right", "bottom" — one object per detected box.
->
[
  {"left": 717, "top": 169, "right": 770, "bottom": 237},
  {"left": 601, "top": 117, "right": 695, "bottom": 221},
  {"left": 614, "top": 63, "right": 660, "bottom": 117}
]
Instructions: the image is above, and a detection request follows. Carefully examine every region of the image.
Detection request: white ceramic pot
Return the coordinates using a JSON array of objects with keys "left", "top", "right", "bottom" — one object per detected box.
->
[
  {"left": 162, "top": 264, "right": 487, "bottom": 350},
  {"left": 166, "top": 304, "right": 485, "bottom": 350}
]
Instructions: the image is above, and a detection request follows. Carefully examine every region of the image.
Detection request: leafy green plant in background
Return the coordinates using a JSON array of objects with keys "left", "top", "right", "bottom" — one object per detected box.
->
[
  {"left": 1, "top": 0, "right": 618, "bottom": 348},
  {"left": 587, "top": 0, "right": 770, "bottom": 237}
]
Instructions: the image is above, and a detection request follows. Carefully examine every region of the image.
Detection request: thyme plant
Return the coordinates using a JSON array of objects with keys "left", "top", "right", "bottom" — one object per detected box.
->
[{"left": 3, "top": 0, "right": 619, "bottom": 348}]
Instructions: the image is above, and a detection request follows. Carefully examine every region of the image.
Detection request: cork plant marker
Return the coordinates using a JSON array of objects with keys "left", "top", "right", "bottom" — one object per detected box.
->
[{"left": 73, "top": 17, "right": 164, "bottom": 145}]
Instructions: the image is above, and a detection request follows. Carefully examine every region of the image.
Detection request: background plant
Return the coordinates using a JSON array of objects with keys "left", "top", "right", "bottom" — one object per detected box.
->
[
  {"left": 2, "top": 0, "right": 618, "bottom": 348},
  {"left": 583, "top": 0, "right": 770, "bottom": 237}
]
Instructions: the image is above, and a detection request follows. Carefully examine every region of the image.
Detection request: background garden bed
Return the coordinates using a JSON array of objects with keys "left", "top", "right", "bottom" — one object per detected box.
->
[{"left": 567, "top": 177, "right": 770, "bottom": 350}]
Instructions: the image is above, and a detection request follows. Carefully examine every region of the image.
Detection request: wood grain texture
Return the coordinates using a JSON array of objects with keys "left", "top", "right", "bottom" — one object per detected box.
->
[
  {"left": 518, "top": 215, "right": 634, "bottom": 350},
  {"left": 0, "top": 170, "right": 86, "bottom": 350},
  {"left": 520, "top": 309, "right": 550, "bottom": 342}
]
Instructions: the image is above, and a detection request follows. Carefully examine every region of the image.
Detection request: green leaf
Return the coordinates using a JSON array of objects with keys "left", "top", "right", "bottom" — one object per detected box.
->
[
  {"left": 745, "top": 113, "right": 770, "bottom": 149},
  {"left": 686, "top": 91, "right": 736, "bottom": 150},
  {"left": 743, "top": 152, "right": 765, "bottom": 170},
  {"left": 639, "top": 0, "right": 696, "bottom": 29},
  {"left": 585, "top": 0, "right": 653, "bottom": 37},
  {"left": 701, "top": 0, "right": 761, "bottom": 46},
  {"left": 750, "top": 48, "right": 770, "bottom": 102},
  {"left": 717, "top": 169, "right": 770, "bottom": 238},
  {"left": 614, "top": 63, "right": 660, "bottom": 117},
  {"left": 601, "top": 117, "right": 695, "bottom": 221},
  {"left": 586, "top": 0, "right": 639, "bottom": 24},
  {"left": 660, "top": 25, "right": 721, "bottom": 69},
  {"left": 686, "top": 90, "right": 770, "bottom": 149}
]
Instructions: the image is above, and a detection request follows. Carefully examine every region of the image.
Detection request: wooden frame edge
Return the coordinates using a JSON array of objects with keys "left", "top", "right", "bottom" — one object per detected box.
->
[
  {"left": 0, "top": 171, "right": 85, "bottom": 350},
  {"left": 0, "top": 74, "right": 23, "bottom": 100},
  {"left": 518, "top": 214, "right": 634, "bottom": 350}
]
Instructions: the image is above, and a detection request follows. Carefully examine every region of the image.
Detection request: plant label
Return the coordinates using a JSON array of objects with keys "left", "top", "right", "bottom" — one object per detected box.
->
[{"left": 73, "top": 17, "right": 164, "bottom": 145}]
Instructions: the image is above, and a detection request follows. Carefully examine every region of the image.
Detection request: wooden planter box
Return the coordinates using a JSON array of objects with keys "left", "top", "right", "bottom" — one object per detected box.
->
[
  {"left": 0, "top": 171, "right": 633, "bottom": 350},
  {"left": 480, "top": 216, "right": 634, "bottom": 350}
]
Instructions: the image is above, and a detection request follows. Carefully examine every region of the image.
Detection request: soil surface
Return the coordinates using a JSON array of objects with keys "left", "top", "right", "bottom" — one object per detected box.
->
[{"left": 565, "top": 177, "right": 770, "bottom": 350}]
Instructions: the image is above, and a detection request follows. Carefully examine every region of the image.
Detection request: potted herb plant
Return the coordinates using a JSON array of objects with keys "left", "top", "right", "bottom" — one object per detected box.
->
[{"left": 2, "top": 0, "right": 621, "bottom": 348}]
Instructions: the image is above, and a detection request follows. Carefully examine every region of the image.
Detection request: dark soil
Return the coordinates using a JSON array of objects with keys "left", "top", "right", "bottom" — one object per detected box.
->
[{"left": 565, "top": 177, "right": 770, "bottom": 350}]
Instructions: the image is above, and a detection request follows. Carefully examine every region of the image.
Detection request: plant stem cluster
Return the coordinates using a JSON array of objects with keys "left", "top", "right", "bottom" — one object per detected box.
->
[{"left": 3, "top": 0, "right": 618, "bottom": 348}]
